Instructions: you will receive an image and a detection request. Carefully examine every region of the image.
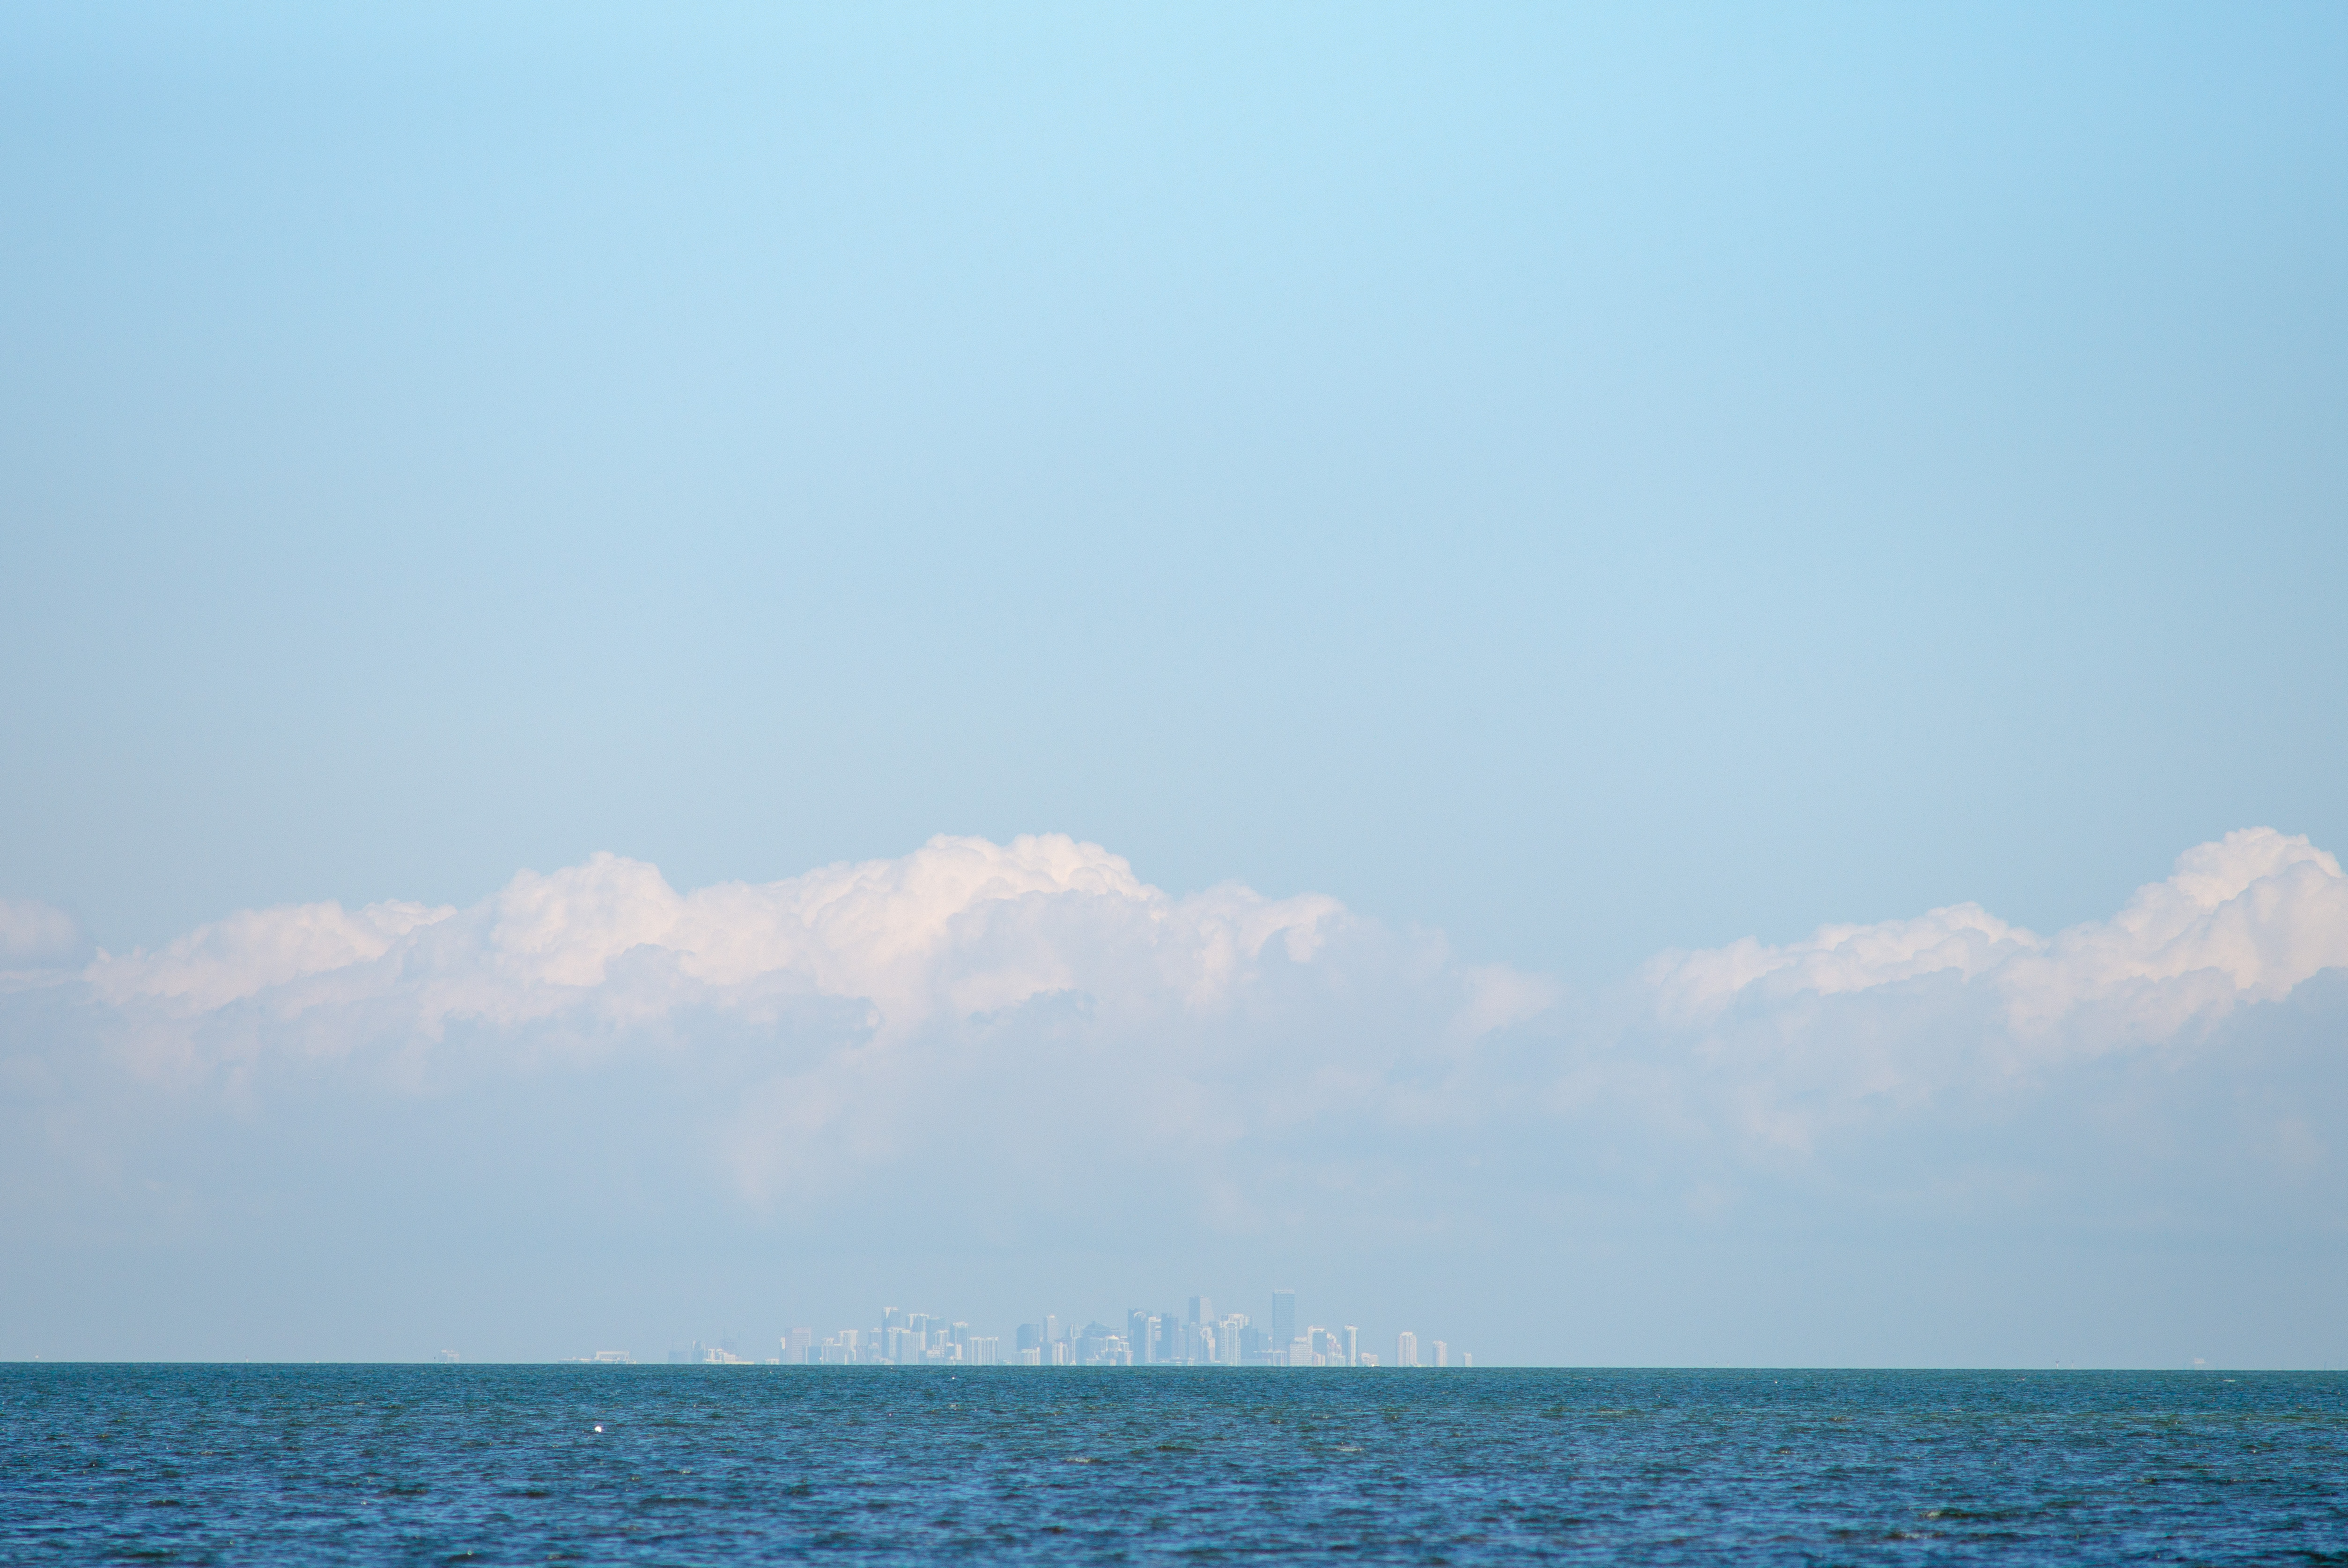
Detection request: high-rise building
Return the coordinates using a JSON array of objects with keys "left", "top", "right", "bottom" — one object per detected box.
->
[
  {"left": 1128, "top": 1309, "right": 1153, "bottom": 1363},
  {"left": 1343, "top": 1325, "right": 1359, "bottom": 1367},
  {"left": 1433, "top": 1340, "right": 1448, "bottom": 1368},
  {"left": 1188, "top": 1296, "right": 1212, "bottom": 1326},
  {"left": 1046, "top": 1314, "right": 1062, "bottom": 1345},
  {"left": 1017, "top": 1323, "right": 1041, "bottom": 1353},
  {"left": 785, "top": 1327, "right": 814, "bottom": 1363},
  {"left": 1270, "top": 1290, "right": 1296, "bottom": 1352},
  {"left": 1397, "top": 1331, "right": 1418, "bottom": 1367}
]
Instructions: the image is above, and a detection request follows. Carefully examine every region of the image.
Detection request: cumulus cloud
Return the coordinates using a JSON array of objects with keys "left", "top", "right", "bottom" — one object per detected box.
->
[
  {"left": 47, "top": 836, "right": 1517, "bottom": 1211},
  {"left": 5, "top": 827, "right": 2348, "bottom": 1362},
  {"left": 1646, "top": 828, "right": 2347, "bottom": 1032},
  {"left": 80, "top": 834, "right": 1371, "bottom": 1065},
  {"left": 10, "top": 827, "right": 2348, "bottom": 1252},
  {"left": 39, "top": 828, "right": 2348, "bottom": 1142},
  {"left": 0, "top": 897, "right": 86, "bottom": 971},
  {"left": 1622, "top": 827, "right": 2348, "bottom": 1155},
  {"left": 89, "top": 898, "right": 453, "bottom": 1011}
]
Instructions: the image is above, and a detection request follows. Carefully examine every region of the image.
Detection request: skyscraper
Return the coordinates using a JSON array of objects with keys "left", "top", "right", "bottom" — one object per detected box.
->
[
  {"left": 1433, "top": 1340, "right": 1448, "bottom": 1368},
  {"left": 1343, "top": 1325, "right": 1359, "bottom": 1367},
  {"left": 1270, "top": 1289, "right": 1296, "bottom": 1353},
  {"left": 1397, "top": 1331, "right": 1418, "bottom": 1368},
  {"left": 1188, "top": 1295, "right": 1212, "bottom": 1326}
]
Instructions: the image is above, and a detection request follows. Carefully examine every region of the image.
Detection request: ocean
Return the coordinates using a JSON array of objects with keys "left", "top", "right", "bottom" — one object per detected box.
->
[{"left": 3, "top": 1365, "right": 2343, "bottom": 1563}]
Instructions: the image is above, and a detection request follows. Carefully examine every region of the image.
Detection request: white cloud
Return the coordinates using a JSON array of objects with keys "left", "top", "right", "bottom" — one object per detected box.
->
[
  {"left": 89, "top": 898, "right": 453, "bottom": 1011},
  {"left": 15, "top": 826, "right": 2348, "bottom": 1228},
  {"left": 0, "top": 898, "right": 86, "bottom": 971},
  {"left": 1617, "top": 827, "right": 2348, "bottom": 1157},
  {"left": 1641, "top": 901, "right": 2035, "bottom": 1019},
  {"left": 53, "top": 827, "right": 2348, "bottom": 1125},
  {"left": 2001, "top": 829, "right": 2348, "bottom": 1039},
  {"left": 75, "top": 835, "right": 1388, "bottom": 1081},
  {"left": 8, "top": 828, "right": 2348, "bottom": 1363},
  {"left": 1643, "top": 827, "right": 2348, "bottom": 1044}
]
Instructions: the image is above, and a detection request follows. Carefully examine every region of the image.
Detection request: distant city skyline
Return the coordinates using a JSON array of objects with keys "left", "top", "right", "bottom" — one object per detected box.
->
[{"left": 641, "top": 1293, "right": 1469, "bottom": 1369}]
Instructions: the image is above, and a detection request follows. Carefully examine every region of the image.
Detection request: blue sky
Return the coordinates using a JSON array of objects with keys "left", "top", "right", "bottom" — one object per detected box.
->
[{"left": 2, "top": 4, "right": 2345, "bottom": 1364}]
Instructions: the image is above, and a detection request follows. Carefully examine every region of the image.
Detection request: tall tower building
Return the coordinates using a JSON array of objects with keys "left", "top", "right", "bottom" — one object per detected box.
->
[
  {"left": 1397, "top": 1331, "right": 1418, "bottom": 1368},
  {"left": 1343, "top": 1325, "right": 1359, "bottom": 1367},
  {"left": 1270, "top": 1289, "right": 1296, "bottom": 1353},
  {"left": 1433, "top": 1340, "right": 1448, "bottom": 1368},
  {"left": 1188, "top": 1295, "right": 1212, "bottom": 1325}
]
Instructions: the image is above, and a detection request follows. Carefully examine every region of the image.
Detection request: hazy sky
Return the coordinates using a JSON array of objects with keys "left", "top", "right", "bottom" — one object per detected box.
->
[{"left": 3, "top": 4, "right": 2345, "bottom": 1366}]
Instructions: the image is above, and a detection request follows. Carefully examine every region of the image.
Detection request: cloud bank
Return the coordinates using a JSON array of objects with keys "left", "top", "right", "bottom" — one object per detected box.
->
[
  {"left": 4, "top": 829, "right": 2344, "bottom": 1363},
  {"left": 1647, "top": 827, "right": 2347, "bottom": 1033},
  {"left": 1630, "top": 827, "right": 2348, "bottom": 1151}
]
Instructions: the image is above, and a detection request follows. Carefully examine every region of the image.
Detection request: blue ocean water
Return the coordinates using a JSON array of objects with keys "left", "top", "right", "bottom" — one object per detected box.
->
[{"left": 2, "top": 1366, "right": 2343, "bottom": 1564}]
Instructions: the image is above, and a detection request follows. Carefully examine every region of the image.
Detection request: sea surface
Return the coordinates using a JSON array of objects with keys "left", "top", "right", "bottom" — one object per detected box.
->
[{"left": 2, "top": 1365, "right": 2344, "bottom": 1564}]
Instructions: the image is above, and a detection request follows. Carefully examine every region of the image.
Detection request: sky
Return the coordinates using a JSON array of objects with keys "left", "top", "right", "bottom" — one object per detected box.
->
[{"left": 2, "top": 3, "right": 2345, "bottom": 1366}]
